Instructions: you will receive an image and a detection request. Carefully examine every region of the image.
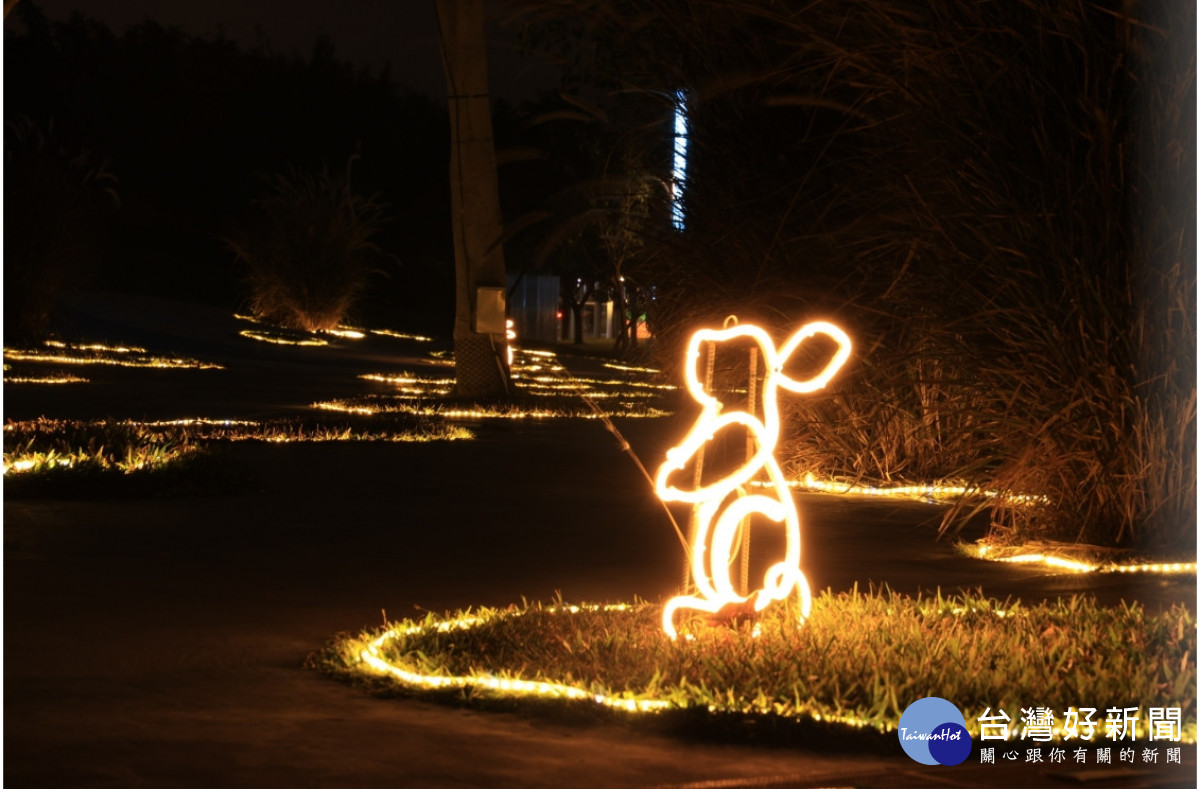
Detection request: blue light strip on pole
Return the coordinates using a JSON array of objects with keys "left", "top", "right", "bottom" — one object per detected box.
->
[{"left": 671, "top": 89, "right": 688, "bottom": 231}]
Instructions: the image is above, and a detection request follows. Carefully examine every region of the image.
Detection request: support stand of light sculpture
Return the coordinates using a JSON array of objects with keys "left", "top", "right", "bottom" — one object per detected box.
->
[{"left": 655, "top": 319, "right": 851, "bottom": 639}]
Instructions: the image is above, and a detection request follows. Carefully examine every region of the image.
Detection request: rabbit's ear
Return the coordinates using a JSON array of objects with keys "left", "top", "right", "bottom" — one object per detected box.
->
[{"left": 774, "top": 321, "right": 852, "bottom": 393}]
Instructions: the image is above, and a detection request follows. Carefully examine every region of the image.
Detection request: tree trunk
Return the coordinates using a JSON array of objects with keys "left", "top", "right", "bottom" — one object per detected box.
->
[
  {"left": 628, "top": 287, "right": 640, "bottom": 348},
  {"left": 572, "top": 304, "right": 585, "bottom": 344},
  {"left": 562, "top": 279, "right": 591, "bottom": 344},
  {"left": 436, "top": 0, "right": 509, "bottom": 398},
  {"left": 611, "top": 275, "right": 628, "bottom": 352}
]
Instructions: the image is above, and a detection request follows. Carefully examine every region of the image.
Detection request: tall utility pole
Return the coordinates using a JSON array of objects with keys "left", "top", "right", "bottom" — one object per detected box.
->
[{"left": 436, "top": 0, "right": 510, "bottom": 399}]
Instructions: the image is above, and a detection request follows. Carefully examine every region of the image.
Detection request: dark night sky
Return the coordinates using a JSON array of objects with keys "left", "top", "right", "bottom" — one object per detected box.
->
[{"left": 3, "top": 0, "right": 561, "bottom": 102}]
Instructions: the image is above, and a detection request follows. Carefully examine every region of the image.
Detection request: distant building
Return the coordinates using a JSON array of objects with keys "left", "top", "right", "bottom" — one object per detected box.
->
[
  {"left": 507, "top": 274, "right": 650, "bottom": 345},
  {"left": 506, "top": 274, "right": 559, "bottom": 344}
]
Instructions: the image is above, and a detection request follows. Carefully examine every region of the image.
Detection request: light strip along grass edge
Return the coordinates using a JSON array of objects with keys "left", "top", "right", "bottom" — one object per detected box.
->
[{"left": 330, "top": 593, "right": 1197, "bottom": 745}]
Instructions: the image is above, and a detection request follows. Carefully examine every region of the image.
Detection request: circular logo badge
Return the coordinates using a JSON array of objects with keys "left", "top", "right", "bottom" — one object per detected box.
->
[{"left": 897, "top": 697, "right": 971, "bottom": 765}]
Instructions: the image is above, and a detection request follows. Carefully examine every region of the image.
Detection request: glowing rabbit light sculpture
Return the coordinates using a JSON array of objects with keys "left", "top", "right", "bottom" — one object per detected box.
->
[{"left": 656, "top": 320, "right": 851, "bottom": 639}]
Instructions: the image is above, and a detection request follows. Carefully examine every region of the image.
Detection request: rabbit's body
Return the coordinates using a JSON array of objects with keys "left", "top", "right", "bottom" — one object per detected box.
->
[{"left": 656, "top": 320, "right": 850, "bottom": 638}]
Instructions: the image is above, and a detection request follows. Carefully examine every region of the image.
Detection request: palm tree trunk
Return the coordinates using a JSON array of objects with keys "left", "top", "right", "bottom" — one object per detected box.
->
[{"left": 436, "top": 0, "right": 509, "bottom": 398}]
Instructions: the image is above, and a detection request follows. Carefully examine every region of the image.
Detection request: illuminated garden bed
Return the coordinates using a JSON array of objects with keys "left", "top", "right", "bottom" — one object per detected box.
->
[
  {"left": 780, "top": 478, "right": 1196, "bottom": 577},
  {"left": 314, "top": 347, "right": 676, "bottom": 420},
  {"left": 4, "top": 340, "right": 221, "bottom": 369},
  {"left": 321, "top": 589, "right": 1196, "bottom": 745},
  {"left": 2, "top": 372, "right": 90, "bottom": 384},
  {"left": 312, "top": 394, "right": 670, "bottom": 420},
  {"left": 959, "top": 541, "right": 1196, "bottom": 577},
  {"left": 234, "top": 313, "right": 433, "bottom": 346},
  {"left": 2, "top": 416, "right": 472, "bottom": 496}
]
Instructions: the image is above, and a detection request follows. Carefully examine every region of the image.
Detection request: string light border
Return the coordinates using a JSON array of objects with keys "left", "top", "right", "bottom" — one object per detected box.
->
[{"left": 350, "top": 600, "right": 1196, "bottom": 743}]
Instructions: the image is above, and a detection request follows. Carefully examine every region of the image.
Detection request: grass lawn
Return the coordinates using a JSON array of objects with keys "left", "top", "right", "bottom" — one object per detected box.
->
[{"left": 318, "top": 588, "right": 1196, "bottom": 747}]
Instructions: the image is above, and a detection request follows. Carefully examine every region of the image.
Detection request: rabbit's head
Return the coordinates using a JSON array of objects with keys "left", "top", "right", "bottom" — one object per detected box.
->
[{"left": 655, "top": 320, "right": 851, "bottom": 504}]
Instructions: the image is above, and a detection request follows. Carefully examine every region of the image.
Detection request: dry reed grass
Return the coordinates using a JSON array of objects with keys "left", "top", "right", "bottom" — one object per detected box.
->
[{"left": 227, "top": 161, "right": 388, "bottom": 332}]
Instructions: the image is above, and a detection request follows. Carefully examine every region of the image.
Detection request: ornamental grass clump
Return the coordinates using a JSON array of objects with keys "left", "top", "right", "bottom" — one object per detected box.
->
[
  {"left": 773, "top": 0, "right": 1196, "bottom": 551},
  {"left": 3, "top": 416, "right": 472, "bottom": 461},
  {"left": 325, "top": 589, "right": 1196, "bottom": 743},
  {"left": 228, "top": 160, "right": 388, "bottom": 332},
  {"left": 2, "top": 415, "right": 472, "bottom": 496},
  {"left": 3, "top": 418, "right": 197, "bottom": 477}
]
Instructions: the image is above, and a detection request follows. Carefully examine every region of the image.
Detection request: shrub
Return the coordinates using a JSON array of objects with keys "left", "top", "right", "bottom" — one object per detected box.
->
[{"left": 227, "top": 160, "right": 388, "bottom": 332}]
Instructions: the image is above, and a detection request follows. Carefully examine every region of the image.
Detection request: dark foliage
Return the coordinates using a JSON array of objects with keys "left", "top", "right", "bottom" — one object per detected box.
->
[
  {"left": 514, "top": 0, "right": 1196, "bottom": 549},
  {"left": 4, "top": 2, "right": 458, "bottom": 331},
  {"left": 3, "top": 115, "right": 119, "bottom": 341}
]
